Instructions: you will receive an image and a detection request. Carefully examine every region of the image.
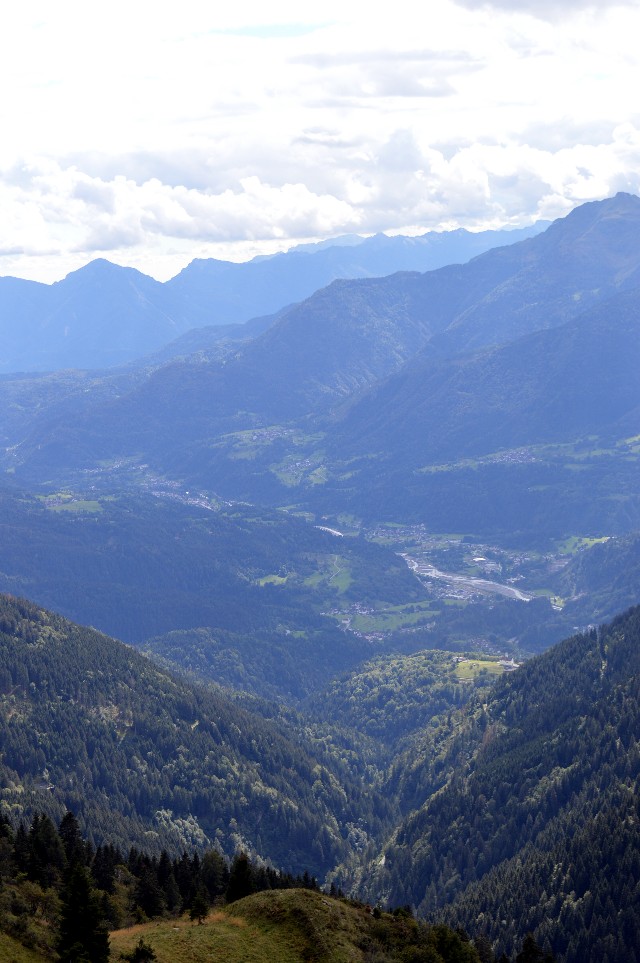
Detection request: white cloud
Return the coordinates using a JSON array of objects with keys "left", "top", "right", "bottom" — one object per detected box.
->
[
  {"left": 1, "top": 1, "right": 640, "bottom": 280},
  {"left": 451, "top": 0, "right": 638, "bottom": 19}
]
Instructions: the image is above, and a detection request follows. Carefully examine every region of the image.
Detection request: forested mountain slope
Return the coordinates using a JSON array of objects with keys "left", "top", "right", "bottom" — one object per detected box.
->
[
  {"left": 0, "top": 594, "right": 392, "bottom": 877},
  {"left": 330, "top": 284, "right": 640, "bottom": 467},
  {"left": 556, "top": 532, "right": 640, "bottom": 626},
  {"left": 426, "top": 190, "right": 640, "bottom": 356},
  {"left": 5, "top": 270, "right": 447, "bottom": 482},
  {"left": 2, "top": 593, "right": 637, "bottom": 960},
  {"left": 359, "top": 606, "right": 640, "bottom": 962},
  {"left": 309, "top": 283, "right": 640, "bottom": 534}
]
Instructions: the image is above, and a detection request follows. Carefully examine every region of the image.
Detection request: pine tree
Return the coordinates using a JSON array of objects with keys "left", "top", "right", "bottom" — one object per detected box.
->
[
  {"left": 474, "top": 934, "right": 495, "bottom": 963},
  {"left": 189, "top": 887, "right": 210, "bottom": 924},
  {"left": 226, "top": 852, "right": 255, "bottom": 904},
  {"left": 59, "top": 810, "right": 87, "bottom": 868},
  {"left": 515, "top": 934, "right": 553, "bottom": 963},
  {"left": 57, "top": 863, "right": 110, "bottom": 963},
  {"left": 28, "top": 812, "right": 66, "bottom": 887},
  {"left": 201, "top": 848, "right": 229, "bottom": 901}
]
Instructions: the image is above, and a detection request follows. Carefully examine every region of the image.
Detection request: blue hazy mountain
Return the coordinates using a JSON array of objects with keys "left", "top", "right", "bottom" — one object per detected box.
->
[
  {"left": 164, "top": 222, "right": 545, "bottom": 328},
  {"left": 0, "top": 224, "right": 543, "bottom": 372},
  {"left": 6, "top": 194, "right": 639, "bottom": 508},
  {"left": 314, "top": 284, "right": 640, "bottom": 536},
  {"left": 0, "top": 260, "right": 174, "bottom": 371}
]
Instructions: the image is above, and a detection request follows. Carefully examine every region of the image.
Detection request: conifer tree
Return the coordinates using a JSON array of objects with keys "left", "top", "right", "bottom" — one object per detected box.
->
[
  {"left": 28, "top": 812, "right": 66, "bottom": 887},
  {"left": 226, "top": 852, "right": 255, "bottom": 903},
  {"left": 57, "top": 862, "right": 110, "bottom": 963},
  {"left": 121, "top": 937, "right": 157, "bottom": 961},
  {"left": 189, "top": 887, "right": 210, "bottom": 924},
  {"left": 59, "top": 810, "right": 87, "bottom": 868}
]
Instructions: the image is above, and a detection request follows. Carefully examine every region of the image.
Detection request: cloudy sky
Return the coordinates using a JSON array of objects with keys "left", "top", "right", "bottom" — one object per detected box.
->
[{"left": 2, "top": 0, "right": 640, "bottom": 281}]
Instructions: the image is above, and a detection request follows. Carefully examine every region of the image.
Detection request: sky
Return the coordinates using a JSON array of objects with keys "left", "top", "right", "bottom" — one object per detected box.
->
[{"left": 2, "top": 0, "right": 640, "bottom": 282}]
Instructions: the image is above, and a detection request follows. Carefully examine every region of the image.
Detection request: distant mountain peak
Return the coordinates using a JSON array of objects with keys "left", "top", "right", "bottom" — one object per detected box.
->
[{"left": 61, "top": 258, "right": 152, "bottom": 284}]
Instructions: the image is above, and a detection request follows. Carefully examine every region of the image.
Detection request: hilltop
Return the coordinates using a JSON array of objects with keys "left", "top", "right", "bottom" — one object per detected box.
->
[{"left": 110, "top": 888, "right": 483, "bottom": 963}]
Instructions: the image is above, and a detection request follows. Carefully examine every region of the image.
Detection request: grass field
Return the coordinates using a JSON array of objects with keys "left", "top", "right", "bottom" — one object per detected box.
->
[
  {"left": 37, "top": 492, "right": 102, "bottom": 513},
  {"left": 0, "top": 931, "right": 46, "bottom": 962},
  {"left": 455, "top": 658, "right": 504, "bottom": 681},
  {"left": 109, "top": 890, "right": 389, "bottom": 963},
  {"left": 257, "top": 574, "right": 289, "bottom": 586},
  {"left": 555, "top": 535, "right": 609, "bottom": 555},
  {"left": 345, "top": 601, "right": 436, "bottom": 634},
  {"left": 109, "top": 909, "right": 304, "bottom": 963},
  {"left": 304, "top": 556, "right": 353, "bottom": 593}
]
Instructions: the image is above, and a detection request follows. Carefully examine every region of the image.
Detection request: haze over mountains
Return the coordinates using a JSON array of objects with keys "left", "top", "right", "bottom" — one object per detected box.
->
[
  {"left": 2, "top": 193, "right": 640, "bottom": 962},
  {"left": 5, "top": 192, "right": 640, "bottom": 540},
  {"left": 3, "top": 194, "right": 640, "bottom": 632},
  {"left": 0, "top": 222, "right": 543, "bottom": 373}
]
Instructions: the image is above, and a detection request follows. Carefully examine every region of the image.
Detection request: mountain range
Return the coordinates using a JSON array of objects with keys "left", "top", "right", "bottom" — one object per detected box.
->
[
  {"left": 4, "top": 193, "right": 640, "bottom": 541},
  {"left": 2, "top": 192, "right": 640, "bottom": 962},
  {"left": 2, "top": 194, "right": 640, "bottom": 669},
  {"left": 0, "top": 223, "right": 543, "bottom": 373}
]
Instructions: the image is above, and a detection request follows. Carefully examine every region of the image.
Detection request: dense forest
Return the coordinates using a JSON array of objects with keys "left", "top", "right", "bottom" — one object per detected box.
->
[
  {"left": 0, "top": 594, "right": 394, "bottom": 876},
  {"left": 359, "top": 607, "right": 640, "bottom": 962}
]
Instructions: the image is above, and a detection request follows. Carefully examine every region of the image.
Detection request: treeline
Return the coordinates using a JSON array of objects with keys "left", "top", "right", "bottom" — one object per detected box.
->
[{"left": 0, "top": 809, "right": 320, "bottom": 960}]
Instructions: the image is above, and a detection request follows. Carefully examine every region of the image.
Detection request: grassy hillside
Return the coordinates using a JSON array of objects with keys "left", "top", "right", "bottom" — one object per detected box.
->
[
  {"left": 0, "top": 932, "right": 44, "bottom": 963},
  {"left": 110, "top": 889, "right": 481, "bottom": 963}
]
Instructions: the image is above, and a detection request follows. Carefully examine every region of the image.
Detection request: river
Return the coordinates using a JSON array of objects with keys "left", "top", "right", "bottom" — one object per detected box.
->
[{"left": 402, "top": 554, "right": 533, "bottom": 602}]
